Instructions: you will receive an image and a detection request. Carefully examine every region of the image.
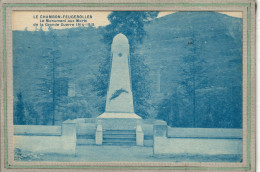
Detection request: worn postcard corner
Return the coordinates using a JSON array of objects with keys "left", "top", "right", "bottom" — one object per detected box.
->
[{"left": 0, "top": 0, "right": 256, "bottom": 171}]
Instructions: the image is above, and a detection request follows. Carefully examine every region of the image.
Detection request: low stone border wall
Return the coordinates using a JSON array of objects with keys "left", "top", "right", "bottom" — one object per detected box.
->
[
  {"left": 14, "top": 118, "right": 242, "bottom": 156},
  {"left": 14, "top": 119, "right": 77, "bottom": 155},
  {"left": 153, "top": 121, "right": 242, "bottom": 156},
  {"left": 14, "top": 125, "right": 61, "bottom": 136}
]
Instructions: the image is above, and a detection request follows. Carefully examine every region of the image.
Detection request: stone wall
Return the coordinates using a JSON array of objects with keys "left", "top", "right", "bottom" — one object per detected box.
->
[
  {"left": 14, "top": 125, "right": 61, "bottom": 136},
  {"left": 14, "top": 118, "right": 242, "bottom": 156},
  {"left": 153, "top": 121, "right": 242, "bottom": 156},
  {"left": 14, "top": 119, "right": 77, "bottom": 155}
]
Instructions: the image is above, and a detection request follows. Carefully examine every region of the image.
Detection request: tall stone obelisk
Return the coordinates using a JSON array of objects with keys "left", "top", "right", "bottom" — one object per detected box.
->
[{"left": 98, "top": 33, "right": 141, "bottom": 119}]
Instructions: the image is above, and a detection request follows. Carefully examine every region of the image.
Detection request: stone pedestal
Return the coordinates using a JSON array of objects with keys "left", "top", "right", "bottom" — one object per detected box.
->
[
  {"left": 154, "top": 120, "right": 168, "bottom": 138},
  {"left": 98, "top": 112, "right": 141, "bottom": 119},
  {"left": 61, "top": 119, "right": 77, "bottom": 155},
  {"left": 62, "top": 119, "right": 77, "bottom": 136},
  {"left": 136, "top": 125, "right": 144, "bottom": 146},
  {"left": 97, "top": 117, "right": 141, "bottom": 130},
  {"left": 95, "top": 121, "right": 103, "bottom": 145},
  {"left": 153, "top": 120, "right": 168, "bottom": 155}
]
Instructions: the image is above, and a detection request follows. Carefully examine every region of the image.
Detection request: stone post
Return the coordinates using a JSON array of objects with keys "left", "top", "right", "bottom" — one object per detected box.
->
[
  {"left": 136, "top": 125, "right": 144, "bottom": 146},
  {"left": 61, "top": 119, "right": 77, "bottom": 155},
  {"left": 153, "top": 120, "right": 168, "bottom": 155},
  {"left": 95, "top": 120, "right": 103, "bottom": 145}
]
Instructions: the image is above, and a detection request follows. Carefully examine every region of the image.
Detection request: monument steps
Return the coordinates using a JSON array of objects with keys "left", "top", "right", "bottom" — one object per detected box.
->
[
  {"left": 103, "top": 130, "right": 136, "bottom": 134},
  {"left": 102, "top": 130, "right": 137, "bottom": 146},
  {"left": 103, "top": 138, "right": 136, "bottom": 142},
  {"left": 77, "top": 135, "right": 95, "bottom": 139},
  {"left": 102, "top": 141, "right": 136, "bottom": 146},
  {"left": 103, "top": 134, "right": 136, "bottom": 139}
]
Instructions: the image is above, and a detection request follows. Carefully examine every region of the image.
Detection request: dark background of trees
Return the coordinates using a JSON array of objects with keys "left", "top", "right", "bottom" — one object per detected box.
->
[{"left": 13, "top": 12, "right": 242, "bottom": 128}]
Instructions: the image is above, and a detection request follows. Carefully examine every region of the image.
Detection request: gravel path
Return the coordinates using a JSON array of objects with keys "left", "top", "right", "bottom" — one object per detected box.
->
[{"left": 28, "top": 145, "right": 242, "bottom": 162}]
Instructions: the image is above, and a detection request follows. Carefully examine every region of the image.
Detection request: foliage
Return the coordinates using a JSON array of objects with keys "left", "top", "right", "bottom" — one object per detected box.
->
[
  {"left": 14, "top": 92, "right": 25, "bottom": 125},
  {"left": 36, "top": 29, "right": 65, "bottom": 125},
  {"left": 153, "top": 12, "right": 242, "bottom": 128},
  {"left": 178, "top": 33, "right": 207, "bottom": 127},
  {"left": 156, "top": 92, "right": 180, "bottom": 127},
  {"left": 103, "top": 11, "right": 159, "bottom": 46},
  {"left": 14, "top": 148, "right": 43, "bottom": 161},
  {"left": 13, "top": 12, "right": 242, "bottom": 128}
]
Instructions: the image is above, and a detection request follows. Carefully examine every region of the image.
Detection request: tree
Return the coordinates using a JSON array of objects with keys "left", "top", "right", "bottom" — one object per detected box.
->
[
  {"left": 89, "top": 45, "right": 111, "bottom": 113},
  {"left": 14, "top": 92, "right": 25, "bottom": 125},
  {"left": 24, "top": 102, "right": 38, "bottom": 125},
  {"left": 37, "top": 28, "right": 66, "bottom": 125},
  {"left": 156, "top": 91, "right": 180, "bottom": 127},
  {"left": 102, "top": 12, "right": 158, "bottom": 46},
  {"left": 178, "top": 32, "right": 207, "bottom": 127}
]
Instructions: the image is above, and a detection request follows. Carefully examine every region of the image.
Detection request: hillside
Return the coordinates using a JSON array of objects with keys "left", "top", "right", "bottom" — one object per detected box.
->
[{"left": 13, "top": 12, "right": 242, "bottom": 128}]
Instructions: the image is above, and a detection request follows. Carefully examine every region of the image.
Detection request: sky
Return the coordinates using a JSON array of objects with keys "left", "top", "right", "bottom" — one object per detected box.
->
[{"left": 12, "top": 11, "right": 242, "bottom": 31}]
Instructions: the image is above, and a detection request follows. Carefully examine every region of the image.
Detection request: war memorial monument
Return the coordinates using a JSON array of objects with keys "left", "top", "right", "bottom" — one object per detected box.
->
[{"left": 14, "top": 33, "right": 242, "bottom": 159}]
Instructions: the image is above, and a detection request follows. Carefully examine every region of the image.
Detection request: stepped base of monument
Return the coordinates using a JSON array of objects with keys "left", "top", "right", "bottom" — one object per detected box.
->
[
  {"left": 97, "top": 112, "right": 141, "bottom": 119},
  {"left": 103, "top": 129, "right": 136, "bottom": 146},
  {"left": 96, "top": 113, "right": 142, "bottom": 130}
]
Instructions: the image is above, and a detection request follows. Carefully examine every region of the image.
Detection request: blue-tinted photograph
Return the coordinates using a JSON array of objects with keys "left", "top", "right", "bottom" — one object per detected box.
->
[{"left": 13, "top": 11, "right": 242, "bottom": 162}]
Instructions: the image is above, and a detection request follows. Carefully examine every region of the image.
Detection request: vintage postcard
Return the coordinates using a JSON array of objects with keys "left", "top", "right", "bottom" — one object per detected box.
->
[{"left": 0, "top": 0, "right": 256, "bottom": 171}]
